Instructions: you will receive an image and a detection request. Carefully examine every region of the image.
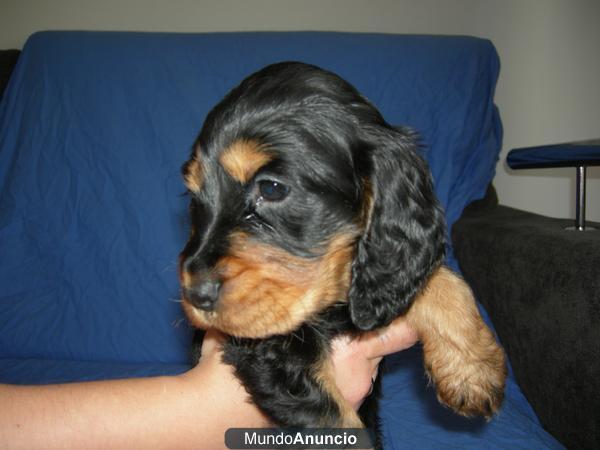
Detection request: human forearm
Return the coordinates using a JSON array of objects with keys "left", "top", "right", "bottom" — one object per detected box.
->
[
  {"left": 1, "top": 376, "right": 187, "bottom": 450},
  {"left": 0, "top": 349, "right": 268, "bottom": 450},
  {"left": 0, "top": 322, "right": 417, "bottom": 450}
]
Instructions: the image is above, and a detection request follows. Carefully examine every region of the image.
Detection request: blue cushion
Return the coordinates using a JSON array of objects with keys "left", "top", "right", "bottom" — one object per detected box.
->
[
  {"left": 508, "top": 139, "right": 600, "bottom": 169},
  {"left": 0, "top": 359, "right": 189, "bottom": 385}
]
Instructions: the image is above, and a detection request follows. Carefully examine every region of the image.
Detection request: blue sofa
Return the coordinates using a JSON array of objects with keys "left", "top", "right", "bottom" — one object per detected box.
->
[{"left": 0, "top": 31, "right": 561, "bottom": 448}]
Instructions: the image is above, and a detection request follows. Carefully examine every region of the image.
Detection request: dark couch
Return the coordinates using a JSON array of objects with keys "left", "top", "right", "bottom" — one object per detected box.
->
[
  {"left": 0, "top": 32, "right": 563, "bottom": 449},
  {"left": 453, "top": 185, "right": 600, "bottom": 449}
]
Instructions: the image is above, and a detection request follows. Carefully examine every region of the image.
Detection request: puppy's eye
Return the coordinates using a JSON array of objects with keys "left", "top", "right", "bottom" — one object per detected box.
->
[{"left": 258, "top": 180, "right": 290, "bottom": 202}]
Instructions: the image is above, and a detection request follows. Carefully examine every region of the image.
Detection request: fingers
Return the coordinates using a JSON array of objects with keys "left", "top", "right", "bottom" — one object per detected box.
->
[
  {"left": 329, "top": 318, "right": 418, "bottom": 410},
  {"left": 360, "top": 316, "right": 419, "bottom": 360},
  {"left": 329, "top": 335, "right": 381, "bottom": 410},
  {"left": 200, "top": 329, "right": 227, "bottom": 356}
]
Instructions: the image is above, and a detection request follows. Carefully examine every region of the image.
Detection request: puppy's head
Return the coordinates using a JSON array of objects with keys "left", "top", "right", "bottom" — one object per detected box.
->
[{"left": 179, "top": 62, "right": 446, "bottom": 338}]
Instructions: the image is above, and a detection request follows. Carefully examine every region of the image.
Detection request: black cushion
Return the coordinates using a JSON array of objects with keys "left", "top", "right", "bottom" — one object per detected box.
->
[
  {"left": 453, "top": 203, "right": 600, "bottom": 449},
  {"left": 0, "top": 50, "right": 20, "bottom": 100}
]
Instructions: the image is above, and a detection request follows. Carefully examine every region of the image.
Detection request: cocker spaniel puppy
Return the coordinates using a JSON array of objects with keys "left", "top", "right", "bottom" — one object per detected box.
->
[{"left": 179, "top": 62, "right": 506, "bottom": 445}]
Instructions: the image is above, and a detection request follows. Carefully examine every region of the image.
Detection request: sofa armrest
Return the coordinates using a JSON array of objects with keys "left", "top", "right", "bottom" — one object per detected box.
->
[
  {"left": 0, "top": 49, "right": 20, "bottom": 100},
  {"left": 452, "top": 199, "right": 600, "bottom": 449}
]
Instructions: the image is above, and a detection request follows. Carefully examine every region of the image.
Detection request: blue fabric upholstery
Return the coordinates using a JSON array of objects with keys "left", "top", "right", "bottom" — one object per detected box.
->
[
  {"left": 0, "top": 31, "right": 561, "bottom": 448},
  {"left": 508, "top": 139, "right": 600, "bottom": 169}
]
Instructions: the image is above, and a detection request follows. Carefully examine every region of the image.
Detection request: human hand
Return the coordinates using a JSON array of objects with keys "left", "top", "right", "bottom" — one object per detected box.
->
[
  {"left": 330, "top": 316, "right": 419, "bottom": 410},
  {"left": 192, "top": 318, "right": 418, "bottom": 417}
]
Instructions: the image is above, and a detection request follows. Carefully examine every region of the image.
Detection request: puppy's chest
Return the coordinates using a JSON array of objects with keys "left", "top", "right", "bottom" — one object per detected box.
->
[{"left": 222, "top": 302, "right": 355, "bottom": 367}]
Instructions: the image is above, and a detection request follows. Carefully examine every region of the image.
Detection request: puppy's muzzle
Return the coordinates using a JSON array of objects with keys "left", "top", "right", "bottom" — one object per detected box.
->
[{"left": 182, "top": 278, "right": 221, "bottom": 311}]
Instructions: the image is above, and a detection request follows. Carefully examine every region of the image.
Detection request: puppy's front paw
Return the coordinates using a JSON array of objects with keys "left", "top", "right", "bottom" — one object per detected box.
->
[
  {"left": 407, "top": 267, "right": 507, "bottom": 419},
  {"left": 423, "top": 323, "right": 506, "bottom": 418}
]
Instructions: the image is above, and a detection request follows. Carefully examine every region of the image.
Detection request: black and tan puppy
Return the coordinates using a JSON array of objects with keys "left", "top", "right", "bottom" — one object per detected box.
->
[{"left": 179, "top": 62, "right": 506, "bottom": 442}]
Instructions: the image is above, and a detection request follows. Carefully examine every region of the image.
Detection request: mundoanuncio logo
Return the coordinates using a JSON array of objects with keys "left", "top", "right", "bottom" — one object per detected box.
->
[{"left": 225, "top": 428, "right": 375, "bottom": 449}]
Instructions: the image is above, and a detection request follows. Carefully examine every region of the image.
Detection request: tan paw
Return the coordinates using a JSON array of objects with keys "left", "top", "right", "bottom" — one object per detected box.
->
[
  {"left": 423, "top": 325, "right": 506, "bottom": 418},
  {"left": 407, "top": 266, "right": 507, "bottom": 419}
]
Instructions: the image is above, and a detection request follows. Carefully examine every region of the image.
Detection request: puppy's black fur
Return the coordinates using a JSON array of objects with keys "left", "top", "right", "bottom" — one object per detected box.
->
[{"left": 180, "top": 62, "right": 447, "bottom": 445}]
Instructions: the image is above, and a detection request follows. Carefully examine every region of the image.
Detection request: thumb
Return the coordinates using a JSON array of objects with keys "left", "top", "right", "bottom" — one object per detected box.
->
[
  {"left": 201, "top": 329, "right": 227, "bottom": 356},
  {"left": 360, "top": 316, "right": 419, "bottom": 360}
]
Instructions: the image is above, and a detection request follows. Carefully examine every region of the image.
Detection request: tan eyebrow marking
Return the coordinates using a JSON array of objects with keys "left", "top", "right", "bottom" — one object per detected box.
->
[
  {"left": 183, "top": 149, "right": 204, "bottom": 194},
  {"left": 218, "top": 139, "right": 273, "bottom": 183}
]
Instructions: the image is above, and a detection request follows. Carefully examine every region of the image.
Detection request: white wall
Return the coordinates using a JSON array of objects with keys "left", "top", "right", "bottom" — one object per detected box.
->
[{"left": 2, "top": 0, "right": 599, "bottom": 221}]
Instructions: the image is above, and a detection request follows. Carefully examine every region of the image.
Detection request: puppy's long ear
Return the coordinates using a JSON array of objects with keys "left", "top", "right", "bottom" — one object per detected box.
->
[{"left": 349, "top": 127, "right": 447, "bottom": 331}]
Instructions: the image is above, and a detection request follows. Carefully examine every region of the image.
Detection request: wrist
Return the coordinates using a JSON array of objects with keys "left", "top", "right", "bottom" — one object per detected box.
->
[{"left": 180, "top": 345, "right": 272, "bottom": 429}]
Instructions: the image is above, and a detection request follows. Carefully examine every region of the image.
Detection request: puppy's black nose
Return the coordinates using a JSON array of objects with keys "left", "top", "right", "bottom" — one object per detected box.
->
[{"left": 184, "top": 280, "right": 221, "bottom": 311}]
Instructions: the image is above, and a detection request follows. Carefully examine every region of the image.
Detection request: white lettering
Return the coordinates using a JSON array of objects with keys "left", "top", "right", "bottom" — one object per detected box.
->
[{"left": 244, "top": 432, "right": 257, "bottom": 445}]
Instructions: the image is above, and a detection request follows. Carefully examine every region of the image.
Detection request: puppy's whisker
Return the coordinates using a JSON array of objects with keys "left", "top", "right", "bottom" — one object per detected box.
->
[
  {"left": 171, "top": 317, "right": 187, "bottom": 328},
  {"left": 257, "top": 221, "right": 276, "bottom": 233},
  {"left": 308, "top": 323, "right": 327, "bottom": 341},
  {"left": 161, "top": 261, "right": 178, "bottom": 274},
  {"left": 291, "top": 329, "right": 305, "bottom": 343}
]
